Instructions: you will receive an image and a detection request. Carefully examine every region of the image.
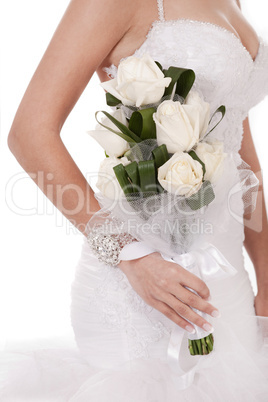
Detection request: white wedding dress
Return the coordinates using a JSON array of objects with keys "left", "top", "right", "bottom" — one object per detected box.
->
[{"left": 1, "top": 1, "right": 268, "bottom": 400}]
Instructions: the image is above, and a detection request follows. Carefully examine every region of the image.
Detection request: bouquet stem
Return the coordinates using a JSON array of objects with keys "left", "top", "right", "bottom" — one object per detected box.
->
[{"left": 188, "top": 334, "right": 214, "bottom": 355}]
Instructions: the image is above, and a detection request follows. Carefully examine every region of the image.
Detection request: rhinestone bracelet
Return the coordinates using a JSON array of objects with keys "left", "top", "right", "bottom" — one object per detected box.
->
[{"left": 87, "top": 220, "right": 136, "bottom": 267}]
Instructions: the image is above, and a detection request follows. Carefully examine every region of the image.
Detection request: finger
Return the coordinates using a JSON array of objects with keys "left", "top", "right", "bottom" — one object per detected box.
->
[
  {"left": 169, "top": 284, "right": 220, "bottom": 318},
  {"left": 178, "top": 269, "right": 210, "bottom": 300},
  {"left": 158, "top": 292, "right": 214, "bottom": 332},
  {"left": 151, "top": 298, "right": 196, "bottom": 334}
]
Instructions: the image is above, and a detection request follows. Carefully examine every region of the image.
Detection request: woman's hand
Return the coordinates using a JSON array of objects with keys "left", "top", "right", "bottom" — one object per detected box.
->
[
  {"left": 118, "top": 252, "right": 220, "bottom": 334},
  {"left": 254, "top": 291, "right": 268, "bottom": 317}
]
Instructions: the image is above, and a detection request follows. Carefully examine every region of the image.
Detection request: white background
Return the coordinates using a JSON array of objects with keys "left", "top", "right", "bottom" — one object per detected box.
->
[{"left": 0, "top": 0, "right": 268, "bottom": 344}]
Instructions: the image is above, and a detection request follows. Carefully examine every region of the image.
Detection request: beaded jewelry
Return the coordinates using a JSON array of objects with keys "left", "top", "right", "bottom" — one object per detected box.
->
[{"left": 87, "top": 219, "right": 136, "bottom": 267}]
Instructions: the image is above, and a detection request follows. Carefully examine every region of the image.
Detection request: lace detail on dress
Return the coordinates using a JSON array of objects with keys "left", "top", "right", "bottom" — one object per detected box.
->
[{"left": 85, "top": 260, "right": 172, "bottom": 359}]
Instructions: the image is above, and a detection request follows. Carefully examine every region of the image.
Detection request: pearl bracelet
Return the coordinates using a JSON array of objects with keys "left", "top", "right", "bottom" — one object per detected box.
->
[{"left": 87, "top": 219, "right": 136, "bottom": 267}]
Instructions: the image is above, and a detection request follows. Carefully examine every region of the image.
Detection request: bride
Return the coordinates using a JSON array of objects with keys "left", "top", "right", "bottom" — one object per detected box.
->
[{"left": 3, "top": 0, "right": 268, "bottom": 400}]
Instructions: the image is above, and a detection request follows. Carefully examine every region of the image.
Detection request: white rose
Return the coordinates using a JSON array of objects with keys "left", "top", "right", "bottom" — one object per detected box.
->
[
  {"left": 195, "top": 141, "right": 226, "bottom": 183},
  {"left": 158, "top": 152, "right": 203, "bottom": 197},
  {"left": 153, "top": 100, "right": 201, "bottom": 153},
  {"left": 96, "top": 156, "right": 130, "bottom": 199},
  {"left": 88, "top": 109, "right": 130, "bottom": 157},
  {"left": 101, "top": 54, "right": 171, "bottom": 107},
  {"left": 185, "top": 91, "right": 210, "bottom": 138}
]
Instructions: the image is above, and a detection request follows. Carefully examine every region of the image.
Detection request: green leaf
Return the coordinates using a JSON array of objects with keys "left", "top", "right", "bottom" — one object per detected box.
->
[
  {"left": 155, "top": 61, "right": 163, "bottom": 72},
  {"left": 152, "top": 144, "right": 170, "bottom": 169},
  {"left": 188, "top": 150, "right": 206, "bottom": 178},
  {"left": 186, "top": 181, "right": 215, "bottom": 210},
  {"left": 189, "top": 337, "right": 214, "bottom": 356},
  {"left": 125, "top": 162, "right": 140, "bottom": 192},
  {"left": 188, "top": 340, "right": 195, "bottom": 356},
  {"left": 128, "top": 108, "right": 156, "bottom": 140},
  {"left": 138, "top": 160, "right": 158, "bottom": 194},
  {"left": 192, "top": 340, "right": 199, "bottom": 355},
  {"left": 175, "top": 69, "right": 196, "bottom": 99},
  {"left": 201, "top": 338, "right": 208, "bottom": 355},
  {"left": 163, "top": 67, "right": 195, "bottom": 99},
  {"left": 105, "top": 92, "right": 122, "bottom": 107},
  {"left": 113, "top": 164, "right": 134, "bottom": 195},
  {"left": 206, "top": 335, "right": 214, "bottom": 352},
  {"left": 196, "top": 339, "right": 203, "bottom": 355},
  {"left": 95, "top": 111, "right": 142, "bottom": 144},
  {"left": 204, "top": 105, "right": 226, "bottom": 138}
]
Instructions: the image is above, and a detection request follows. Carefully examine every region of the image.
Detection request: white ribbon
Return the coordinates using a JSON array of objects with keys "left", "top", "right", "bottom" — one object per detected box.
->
[
  {"left": 163, "top": 243, "right": 237, "bottom": 389},
  {"left": 120, "top": 241, "right": 237, "bottom": 390},
  {"left": 119, "top": 241, "right": 157, "bottom": 261}
]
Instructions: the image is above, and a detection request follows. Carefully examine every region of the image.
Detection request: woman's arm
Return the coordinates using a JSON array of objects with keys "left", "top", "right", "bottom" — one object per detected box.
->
[
  {"left": 239, "top": 117, "right": 268, "bottom": 315},
  {"left": 7, "top": 0, "right": 136, "bottom": 235}
]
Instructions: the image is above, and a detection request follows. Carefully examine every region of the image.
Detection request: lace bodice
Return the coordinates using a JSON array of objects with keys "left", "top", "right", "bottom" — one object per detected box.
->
[{"left": 103, "top": 1, "right": 268, "bottom": 152}]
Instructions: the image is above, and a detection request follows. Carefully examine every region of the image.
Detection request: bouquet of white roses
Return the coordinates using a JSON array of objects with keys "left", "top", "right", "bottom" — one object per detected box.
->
[
  {"left": 90, "top": 54, "right": 226, "bottom": 246},
  {"left": 88, "top": 54, "right": 231, "bottom": 356}
]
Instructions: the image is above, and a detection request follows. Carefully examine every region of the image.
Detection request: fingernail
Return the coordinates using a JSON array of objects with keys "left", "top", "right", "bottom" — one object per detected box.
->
[
  {"left": 186, "top": 325, "right": 196, "bottom": 334},
  {"left": 211, "top": 310, "right": 221, "bottom": 318},
  {"left": 205, "top": 295, "right": 212, "bottom": 301},
  {"left": 203, "top": 323, "right": 214, "bottom": 332}
]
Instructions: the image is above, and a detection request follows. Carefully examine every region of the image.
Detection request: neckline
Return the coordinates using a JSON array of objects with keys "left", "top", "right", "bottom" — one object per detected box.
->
[{"left": 144, "top": 19, "right": 261, "bottom": 64}]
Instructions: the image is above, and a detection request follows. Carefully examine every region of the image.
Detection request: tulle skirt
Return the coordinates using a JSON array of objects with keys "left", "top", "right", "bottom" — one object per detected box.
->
[{"left": 1, "top": 236, "right": 268, "bottom": 402}]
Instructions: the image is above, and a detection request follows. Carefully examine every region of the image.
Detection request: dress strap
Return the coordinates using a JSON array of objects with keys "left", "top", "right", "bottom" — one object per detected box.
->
[{"left": 157, "top": 0, "right": 165, "bottom": 22}]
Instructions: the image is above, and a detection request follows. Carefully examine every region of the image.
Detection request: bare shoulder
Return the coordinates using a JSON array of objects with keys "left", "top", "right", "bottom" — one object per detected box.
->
[
  {"left": 97, "top": 0, "right": 159, "bottom": 79},
  {"left": 60, "top": 0, "right": 137, "bottom": 56},
  {"left": 87, "top": 0, "right": 137, "bottom": 23}
]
